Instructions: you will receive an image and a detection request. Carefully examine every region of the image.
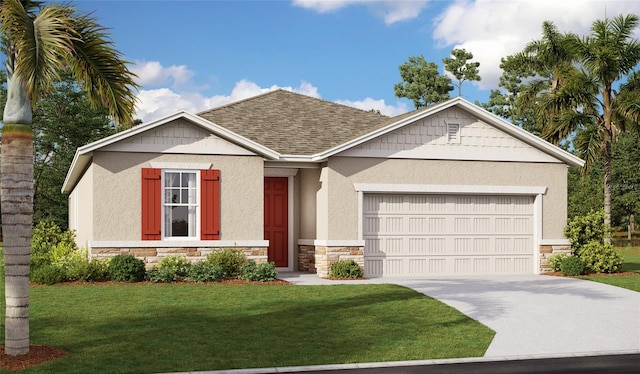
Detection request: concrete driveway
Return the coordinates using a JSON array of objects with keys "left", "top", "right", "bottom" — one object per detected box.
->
[{"left": 279, "top": 273, "right": 640, "bottom": 358}]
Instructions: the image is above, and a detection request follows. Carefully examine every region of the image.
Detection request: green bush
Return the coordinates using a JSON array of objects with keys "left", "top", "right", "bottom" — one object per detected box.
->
[
  {"left": 240, "top": 261, "right": 278, "bottom": 282},
  {"left": 85, "top": 259, "right": 110, "bottom": 282},
  {"left": 330, "top": 259, "right": 363, "bottom": 279},
  {"left": 564, "top": 210, "right": 610, "bottom": 253},
  {"left": 548, "top": 253, "right": 569, "bottom": 272},
  {"left": 560, "top": 256, "right": 586, "bottom": 276},
  {"left": 207, "top": 248, "right": 246, "bottom": 278},
  {"left": 31, "top": 264, "right": 68, "bottom": 285},
  {"left": 577, "top": 240, "right": 624, "bottom": 273},
  {"left": 185, "top": 261, "right": 224, "bottom": 282},
  {"left": 31, "top": 220, "right": 79, "bottom": 270},
  {"left": 108, "top": 254, "right": 146, "bottom": 282},
  {"left": 148, "top": 256, "right": 192, "bottom": 282}
]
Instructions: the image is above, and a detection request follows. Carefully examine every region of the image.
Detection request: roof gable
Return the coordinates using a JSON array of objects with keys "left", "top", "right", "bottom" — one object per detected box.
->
[
  {"left": 322, "top": 97, "right": 584, "bottom": 167},
  {"left": 102, "top": 118, "right": 255, "bottom": 155},
  {"left": 338, "top": 106, "right": 562, "bottom": 164}
]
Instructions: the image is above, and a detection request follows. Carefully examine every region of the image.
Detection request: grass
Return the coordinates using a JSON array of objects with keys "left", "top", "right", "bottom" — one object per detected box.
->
[
  {"left": 0, "top": 281, "right": 494, "bottom": 373},
  {"left": 579, "top": 246, "right": 640, "bottom": 292}
]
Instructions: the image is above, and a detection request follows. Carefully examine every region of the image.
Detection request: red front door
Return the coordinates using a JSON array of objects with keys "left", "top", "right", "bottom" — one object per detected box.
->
[{"left": 264, "top": 177, "right": 288, "bottom": 267}]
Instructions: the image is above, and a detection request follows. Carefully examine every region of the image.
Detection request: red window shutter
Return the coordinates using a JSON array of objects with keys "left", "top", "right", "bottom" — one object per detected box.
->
[
  {"left": 141, "top": 168, "right": 162, "bottom": 240},
  {"left": 201, "top": 169, "right": 221, "bottom": 240}
]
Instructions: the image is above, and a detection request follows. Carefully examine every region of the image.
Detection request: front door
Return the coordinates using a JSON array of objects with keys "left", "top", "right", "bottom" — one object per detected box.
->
[{"left": 264, "top": 177, "right": 288, "bottom": 267}]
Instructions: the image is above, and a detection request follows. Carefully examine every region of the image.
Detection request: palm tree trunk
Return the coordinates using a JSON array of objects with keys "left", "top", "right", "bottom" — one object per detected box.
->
[
  {"left": 603, "top": 138, "right": 612, "bottom": 245},
  {"left": 2, "top": 124, "right": 34, "bottom": 356}
]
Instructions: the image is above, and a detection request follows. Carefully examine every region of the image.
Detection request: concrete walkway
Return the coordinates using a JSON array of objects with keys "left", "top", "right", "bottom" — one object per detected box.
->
[{"left": 278, "top": 273, "right": 640, "bottom": 357}]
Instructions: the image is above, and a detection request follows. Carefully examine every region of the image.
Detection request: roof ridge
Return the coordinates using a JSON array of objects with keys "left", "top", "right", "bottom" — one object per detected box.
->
[{"left": 198, "top": 88, "right": 390, "bottom": 118}]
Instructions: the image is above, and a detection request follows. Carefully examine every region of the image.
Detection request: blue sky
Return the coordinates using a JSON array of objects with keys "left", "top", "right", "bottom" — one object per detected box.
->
[{"left": 73, "top": 0, "right": 640, "bottom": 123}]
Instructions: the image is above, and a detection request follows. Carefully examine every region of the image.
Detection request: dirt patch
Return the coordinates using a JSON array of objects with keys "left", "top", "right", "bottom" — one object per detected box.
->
[{"left": 0, "top": 345, "right": 68, "bottom": 371}]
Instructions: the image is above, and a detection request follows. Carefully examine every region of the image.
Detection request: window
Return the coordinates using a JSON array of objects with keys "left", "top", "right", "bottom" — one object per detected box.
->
[
  {"left": 447, "top": 123, "right": 460, "bottom": 143},
  {"left": 142, "top": 168, "right": 220, "bottom": 241},
  {"left": 164, "top": 171, "right": 198, "bottom": 238}
]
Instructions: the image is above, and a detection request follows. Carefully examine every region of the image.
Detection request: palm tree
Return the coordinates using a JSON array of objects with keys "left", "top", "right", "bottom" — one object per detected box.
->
[
  {"left": 538, "top": 15, "right": 640, "bottom": 241},
  {"left": 1, "top": 0, "right": 138, "bottom": 355}
]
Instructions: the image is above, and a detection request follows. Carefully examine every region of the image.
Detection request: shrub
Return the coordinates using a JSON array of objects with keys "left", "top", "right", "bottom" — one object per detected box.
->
[
  {"left": 85, "top": 259, "right": 110, "bottom": 282},
  {"left": 577, "top": 240, "right": 624, "bottom": 273},
  {"left": 31, "top": 264, "right": 68, "bottom": 285},
  {"left": 560, "top": 256, "right": 586, "bottom": 276},
  {"left": 108, "top": 254, "right": 146, "bottom": 282},
  {"left": 548, "top": 253, "right": 569, "bottom": 272},
  {"left": 186, "top": 261, "right": 224, "bottom": 282},
  {"left": 52, "top": 247, "right": 90, "bottom": 281},
  {"left": 330, "top": 259, "right": 363, "bottom": 279},
  {"left": 148, "top": 256, "right": 192, "bottom": 282},
  {"left": 31, "top": 220, "right": 79, "bottom": 270},
  {"left": 207, "top": 248, "right": 246, "bottom": 278},
  {"left": 564, "top": 210, "right": 610, "bottom": 253},
  {"left": 240, "top": 261, "right": 278, "bottom": 282}
]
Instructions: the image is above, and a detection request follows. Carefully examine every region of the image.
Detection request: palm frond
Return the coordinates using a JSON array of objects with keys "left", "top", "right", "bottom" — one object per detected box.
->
[
  {"left": 67, "top": 11, "right": 138, "bottom": 125},
  {"left": 574, "top": 124, "right": 604, "bottom": 175},
  {"left": 0, "top": 0, "right": 78, "bottom": 100}
]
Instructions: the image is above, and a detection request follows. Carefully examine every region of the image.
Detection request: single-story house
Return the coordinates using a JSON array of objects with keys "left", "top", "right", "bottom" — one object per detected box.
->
[{"left": 62, "top": 90, "right": 584, "bottom": 277}]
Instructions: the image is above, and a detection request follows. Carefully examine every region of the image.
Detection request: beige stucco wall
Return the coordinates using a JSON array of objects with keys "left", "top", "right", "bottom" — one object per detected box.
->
[
  {"left": 91, "top": 151, "right": 264, "bottom": 241},
  {"left": 69, "top": 163, "right": 94, "bottom": 248},
  {"left": 299, "top": 168, "right": 320, "bottom": 239},
  {"left": 322, "top": 157, "right": 568, "bottom": 240}
]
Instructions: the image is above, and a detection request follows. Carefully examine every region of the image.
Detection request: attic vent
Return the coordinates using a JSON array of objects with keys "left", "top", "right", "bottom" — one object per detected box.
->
[{"left": 447, "top": 123, "right": 460, "bottom": 143}]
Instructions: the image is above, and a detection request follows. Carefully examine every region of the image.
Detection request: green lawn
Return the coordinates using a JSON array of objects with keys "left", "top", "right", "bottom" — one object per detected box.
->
[
  {"left": 579, "top": 246, "right": 640, "bottom": 292},
  {"left": 0, "top": 282, "right": 494, "bottom": 373}
]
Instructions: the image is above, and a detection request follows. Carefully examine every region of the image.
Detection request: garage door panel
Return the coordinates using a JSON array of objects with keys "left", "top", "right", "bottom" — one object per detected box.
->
[{"left": 363, "top": 194, "right": 535, "bottom": 277}]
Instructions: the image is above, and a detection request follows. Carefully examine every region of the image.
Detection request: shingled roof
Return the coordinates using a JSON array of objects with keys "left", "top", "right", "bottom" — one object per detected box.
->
[{"left": 198, "top": 89, "right": 394, "bottom": 155}]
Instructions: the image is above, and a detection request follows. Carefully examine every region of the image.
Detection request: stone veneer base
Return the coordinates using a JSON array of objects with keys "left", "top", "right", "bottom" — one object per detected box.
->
[{"left": 91, "top": 247, "right": 268, "bottom": 268}]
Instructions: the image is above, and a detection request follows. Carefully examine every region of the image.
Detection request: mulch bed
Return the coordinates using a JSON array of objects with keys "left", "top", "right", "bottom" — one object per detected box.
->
[{"left": 1, "top": 345, "right": 69, "bottom": 371}]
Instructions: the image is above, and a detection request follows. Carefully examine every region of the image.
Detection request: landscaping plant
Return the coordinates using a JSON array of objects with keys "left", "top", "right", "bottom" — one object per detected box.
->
[
  {"left": 330, "top": 259, "right": 364, "bottom": 279},
  {"left": 207, "top": 248, "right": 246, "bottom": 277},
  {"left": 240, "top": 260, "right": 278, "bottom": 282},
  {"left": 559, "top": 255, "right": 586, "bottom": 276},
  {"left": 564, "top": 210, "right": 624, "bottom": 273},
  {"left": 107, "top": 254, "right": 146, "bottom": 282}
]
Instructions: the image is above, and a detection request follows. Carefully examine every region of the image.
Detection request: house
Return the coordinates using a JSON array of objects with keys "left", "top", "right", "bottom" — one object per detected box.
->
[{"left": 62, "top": 90, "right": 584, "bottom": 278}]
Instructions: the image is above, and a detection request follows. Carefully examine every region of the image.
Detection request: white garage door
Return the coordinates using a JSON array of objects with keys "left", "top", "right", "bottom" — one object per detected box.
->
[{"left": 363, "top": 194, "right": 534, "bottom": 277}]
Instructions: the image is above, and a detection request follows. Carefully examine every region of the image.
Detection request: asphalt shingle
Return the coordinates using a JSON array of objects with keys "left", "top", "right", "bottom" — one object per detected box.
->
[{"left": 198, "top": 89, "right": 396, "bottom": 155}]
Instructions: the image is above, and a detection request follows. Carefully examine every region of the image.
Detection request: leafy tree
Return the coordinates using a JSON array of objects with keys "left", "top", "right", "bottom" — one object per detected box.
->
[
  {"left": 481, "top": 55, "right": 541, "bottom": 135},
  {"left": 567, "top": 160, "right": 603, "bottom": 219},
  {"left": 1, "top": 0, "right": 138, "bottom": 356},
  {"left": 611, "top": 132, "right": 640, "bottom": 238},
  {"left": 394, "top": 55, "right": 453, "bottom": 108},
  {"left": 443, "top": 48, "right": 481, "bottom": 97},
  {"left": 33, "top": 73, "right": 124, "bottom": 229},
  {"left": 537, "top": 15, "right": 640, "bottom": 240}
]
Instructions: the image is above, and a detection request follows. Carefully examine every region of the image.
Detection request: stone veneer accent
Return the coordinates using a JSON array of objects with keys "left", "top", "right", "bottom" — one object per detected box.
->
[
  {"left": 539, "top": 244, "right": 572, "bottom": 273},
  {"left": 312, "top": 246, "right": 364, "bottom": 278},
  {"left": 90, "top": 247, "right": 268, "bottom": 268},
  {"left": 298, "top": 245, "right": 316, "bottom": 273}
]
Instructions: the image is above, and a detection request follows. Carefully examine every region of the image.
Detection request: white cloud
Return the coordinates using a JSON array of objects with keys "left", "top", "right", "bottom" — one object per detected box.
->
[
  {"left": 292, "top": 0, "right": 428, "bottom": 24},
  {"left": 134, "top": 79, "right": 323, "bottom": 123},
  {"left": 335, "top": 97, "right": 409, "bottom": 116},
  {"left": 131, "top": 61, "right": 195, "bottom": 88},
  {"left": 433, "top": 0, "right": 640, "bottom": 90}
]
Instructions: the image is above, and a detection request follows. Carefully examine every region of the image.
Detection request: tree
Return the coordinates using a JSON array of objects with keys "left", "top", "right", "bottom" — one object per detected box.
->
[
  {"left": 33, "top": 73, "right": 125, "bottom": 229},
  {"left": 611, "top": 132, "right": 640, "bottom": 239},
  {"left": 537, "top": 15, "right": 640, "bottom": 242},
  {"left": 443, "top": 48, "right": 481, "bottom": 97},
  {"left": 481, "top": 55, "right": 541, "bottom": 135},
  {"left": 394, "top": 55, "right": 453, "bottom": 109},
  {"left": 1, "top": 0, "right": 138, "bottom": 355}
]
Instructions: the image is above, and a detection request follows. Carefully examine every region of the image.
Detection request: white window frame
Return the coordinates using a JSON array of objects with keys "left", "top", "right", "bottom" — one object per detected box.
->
[{"left": 162, "top": 169, "right": 200, "bottom": 240}]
